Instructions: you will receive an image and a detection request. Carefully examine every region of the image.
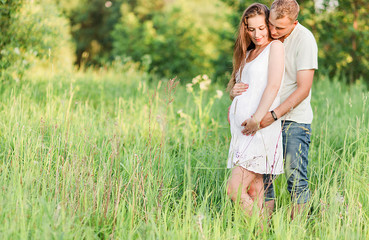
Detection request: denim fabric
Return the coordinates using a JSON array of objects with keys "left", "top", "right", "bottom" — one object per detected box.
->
[
  {"left": 263, "top": 174, "right": 276, "bottom": 202},
  {"left": 264, "top": 121, "right": 311, "bottom": 204}
]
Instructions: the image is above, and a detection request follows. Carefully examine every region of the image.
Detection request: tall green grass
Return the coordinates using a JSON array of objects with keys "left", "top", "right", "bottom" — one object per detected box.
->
[{"left": 0, "top": 66, "right": 368, "bottom": 239}]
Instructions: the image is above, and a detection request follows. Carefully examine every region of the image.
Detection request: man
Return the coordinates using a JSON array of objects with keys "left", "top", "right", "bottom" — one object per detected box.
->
[{"left": 231, "top": 0, "right": 318, "bottom": 218}]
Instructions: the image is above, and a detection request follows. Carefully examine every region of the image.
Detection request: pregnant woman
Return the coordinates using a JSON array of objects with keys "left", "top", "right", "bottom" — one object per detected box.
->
[{"left": 226, "top": 3, "right": 284, "bottom": 217}]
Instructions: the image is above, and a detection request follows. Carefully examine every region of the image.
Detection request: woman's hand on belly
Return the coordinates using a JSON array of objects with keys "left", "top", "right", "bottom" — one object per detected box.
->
[{"left": 230, "top": 83, "right": 248, "bottom": 99}]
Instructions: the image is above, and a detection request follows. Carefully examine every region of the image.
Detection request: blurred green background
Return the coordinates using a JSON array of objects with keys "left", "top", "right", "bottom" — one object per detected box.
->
[{"left": 1, "top": 0, "right": 369, "bottom": 84}]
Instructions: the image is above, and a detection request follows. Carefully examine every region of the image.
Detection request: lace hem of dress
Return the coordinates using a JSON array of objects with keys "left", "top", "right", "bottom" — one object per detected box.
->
[{"left": 228, "top": 154, "right": 284, "bottom": 175}]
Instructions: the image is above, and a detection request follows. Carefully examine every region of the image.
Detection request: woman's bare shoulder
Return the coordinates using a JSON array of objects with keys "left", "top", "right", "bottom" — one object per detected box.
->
[
  {"left": 270, "top": 40, "right": 284, "bottom": 49},
  {"left": 269, "top": 40, "right": 284, "bottom": 63},
  {"left": 269, "top": 40, "right": 284, "bottom": 58}
]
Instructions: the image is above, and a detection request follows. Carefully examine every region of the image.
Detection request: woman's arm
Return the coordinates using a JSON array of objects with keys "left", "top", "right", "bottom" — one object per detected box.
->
[
  {"left": 230, "top": 83, "right": 249, "bottom": 100},
  {"left": 241, "top": 41, "right": 285, "bottom": 135}
]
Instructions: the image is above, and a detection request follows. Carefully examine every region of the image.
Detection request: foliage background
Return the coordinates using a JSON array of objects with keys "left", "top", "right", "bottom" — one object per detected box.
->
[{"left": 2, "top": 0, "right": 369, "bottom": 84}]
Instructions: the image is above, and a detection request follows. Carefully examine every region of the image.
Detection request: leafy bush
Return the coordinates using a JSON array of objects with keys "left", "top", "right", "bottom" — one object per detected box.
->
[
  {"left": 304, "top": 0, "right": 369, "bottom": 83},
  {"left": 111, "top": 0, "right": 233, "bottom": 81},
  {"left": 57, "top": 0, "right": 124, "bottom": 67},
  {"left": 0, "top": 0, "right": 74, "bottom": 83}
]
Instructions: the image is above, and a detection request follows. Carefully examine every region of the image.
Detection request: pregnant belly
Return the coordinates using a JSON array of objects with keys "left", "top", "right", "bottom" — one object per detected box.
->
[{"left": 230, "top": 95, "right": 257, "bottom": 128}]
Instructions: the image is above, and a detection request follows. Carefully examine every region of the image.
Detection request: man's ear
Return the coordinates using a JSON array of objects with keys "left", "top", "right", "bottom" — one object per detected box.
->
[{"left": 293, "top": 20, "right": 298, "bottom": 26}]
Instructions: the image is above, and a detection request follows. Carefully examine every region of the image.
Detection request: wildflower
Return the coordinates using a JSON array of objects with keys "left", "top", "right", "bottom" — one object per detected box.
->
[
  {"left": 215, "top": 90, "right": 223, "bottom": 99},
  {"left": 186, "top": 83, "right": 193, "bottom": 93},
  {"left": 177, "top": 109, "right": 189, "bottom": 119},
  {"left": 199, "top": 79, "right": 211, "bottom": 90},
  {"left": 105, "top": 1, "right": 112, "bottom": 8},
  {"left": 192, "top": 75, "right": 201, "bottom": 84},
  {"left": 14, "top": 47, "right": 20, "bottom": 55},
  {"left": 177, "top": 109, "right": 184, "bottom": 118},
  {"left": 336, "top": 193, "right": 344, "bottom": 204}
]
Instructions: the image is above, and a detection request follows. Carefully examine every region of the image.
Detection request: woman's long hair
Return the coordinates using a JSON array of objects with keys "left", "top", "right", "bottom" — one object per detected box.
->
[{"left": 227, "top": 3, "right": 270, "bottom": 92}]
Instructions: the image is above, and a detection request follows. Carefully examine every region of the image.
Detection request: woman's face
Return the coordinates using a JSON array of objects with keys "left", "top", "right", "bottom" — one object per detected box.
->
[{"left": 246, "top": 15, "right": 269, "bottom": 46}]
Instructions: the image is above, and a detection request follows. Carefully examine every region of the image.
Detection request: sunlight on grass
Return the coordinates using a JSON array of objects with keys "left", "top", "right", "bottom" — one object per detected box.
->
[{"left": 0, "top": 67, "right": 368, "bottom": 238}]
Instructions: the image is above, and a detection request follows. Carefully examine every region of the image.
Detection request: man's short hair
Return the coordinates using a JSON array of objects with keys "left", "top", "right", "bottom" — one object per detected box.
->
[{"left": 270, "top": 0, "right": 299, "bottom": 21}]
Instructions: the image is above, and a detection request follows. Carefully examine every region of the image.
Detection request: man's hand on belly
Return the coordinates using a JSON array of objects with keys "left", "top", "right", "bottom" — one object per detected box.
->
[{"left": 260, "top": 112, "right": 274, "bottom": 129}]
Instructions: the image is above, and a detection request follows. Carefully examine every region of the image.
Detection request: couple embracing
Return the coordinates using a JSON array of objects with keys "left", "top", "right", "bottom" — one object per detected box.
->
[{"left": 226, "top": 0, "right": 318, "bottom": 220}]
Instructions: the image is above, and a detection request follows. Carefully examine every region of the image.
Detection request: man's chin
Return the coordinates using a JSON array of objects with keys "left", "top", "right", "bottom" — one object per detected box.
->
[{"left": 271, "top": 35, "right": 279, "bottom": 39}]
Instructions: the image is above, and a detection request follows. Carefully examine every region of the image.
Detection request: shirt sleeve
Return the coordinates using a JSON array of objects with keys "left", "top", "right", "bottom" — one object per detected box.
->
[{"left": 296, "top": 33, "right": 318, "bottom": 71}]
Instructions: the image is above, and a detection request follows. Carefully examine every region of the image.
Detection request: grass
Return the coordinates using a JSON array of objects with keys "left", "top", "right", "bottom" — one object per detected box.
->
[{"left": 0, "top": 65, "right": 368, "bottom": 239}]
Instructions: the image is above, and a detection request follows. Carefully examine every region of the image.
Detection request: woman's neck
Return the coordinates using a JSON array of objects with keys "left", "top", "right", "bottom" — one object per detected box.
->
[{"left": 253, "top": 40, "right": 271, "bottom": 51}]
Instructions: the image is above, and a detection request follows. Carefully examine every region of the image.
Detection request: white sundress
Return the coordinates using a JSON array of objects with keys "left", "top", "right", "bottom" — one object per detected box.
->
[{"left": 227, "top": 41, "right": 284, "bottom": 175}]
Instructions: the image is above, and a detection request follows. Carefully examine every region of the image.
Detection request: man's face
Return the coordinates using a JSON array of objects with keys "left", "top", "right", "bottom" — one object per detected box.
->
[{"left": 268, "top": 10, "right": 298, "bottom": 41}]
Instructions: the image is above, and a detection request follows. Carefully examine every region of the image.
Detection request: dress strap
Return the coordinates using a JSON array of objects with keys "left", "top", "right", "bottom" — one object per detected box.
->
[
  {"left": 246, "top": 51, "right": 251, "bottom": 59},
  {"left": 244, "top": 51, "right": 251, "bottom": 63}
]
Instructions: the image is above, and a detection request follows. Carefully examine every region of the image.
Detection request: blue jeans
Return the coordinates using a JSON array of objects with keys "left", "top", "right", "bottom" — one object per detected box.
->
[{"left": 264, "top": 121, "right": 311, "bottom": 204}]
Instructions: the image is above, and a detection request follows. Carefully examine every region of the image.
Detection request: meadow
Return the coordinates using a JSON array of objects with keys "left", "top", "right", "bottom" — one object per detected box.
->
[{"left": 0, "top": 63, "right": 368, "bottom": 239}]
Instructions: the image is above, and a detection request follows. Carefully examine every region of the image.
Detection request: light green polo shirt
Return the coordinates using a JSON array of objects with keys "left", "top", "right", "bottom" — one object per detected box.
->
[{"left": 281, "top": 23, "right": 318, "bottom": 124}]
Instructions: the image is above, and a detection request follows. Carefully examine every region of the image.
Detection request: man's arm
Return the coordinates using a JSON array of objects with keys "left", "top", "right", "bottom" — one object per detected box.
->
[{"left": 260, "top": 69, "right": 315, "bottom": 128}]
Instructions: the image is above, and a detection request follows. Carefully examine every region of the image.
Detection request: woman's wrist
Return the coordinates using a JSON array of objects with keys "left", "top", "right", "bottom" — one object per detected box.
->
[
  {"left": 251, "top": 115, "right": 261, "bottom": 129},
  {"left": 251, "top": 114, "right": 262, "bottom": 124}
]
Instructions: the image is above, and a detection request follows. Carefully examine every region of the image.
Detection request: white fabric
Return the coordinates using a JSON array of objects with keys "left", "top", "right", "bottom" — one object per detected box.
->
[
  {"left": 281, "top": 23, "right": 318, "bottom": 124},
  {"left": 227, "top": 41, "right": 283, "bottom": 175}
]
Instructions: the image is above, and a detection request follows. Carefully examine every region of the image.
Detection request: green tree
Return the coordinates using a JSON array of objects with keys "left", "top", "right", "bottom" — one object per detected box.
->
[
  {"left": 0, "top": 0, "right": 73, "bottom": 83},
  {"left": 58, "top": 0, "right": 124, "bottom": 67},
  {"left": 112, "top": 0, "right": 233, "bottom": 81},
  {"left": 222, "top": 0, "right": 369, "bottom": 84},
  {"left": 307, "top": 0, "right": 369, "bottom": 83},
  {"left": 0, "top": 0, "right": 23, "bottom": 72}
]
